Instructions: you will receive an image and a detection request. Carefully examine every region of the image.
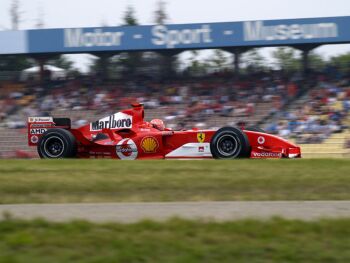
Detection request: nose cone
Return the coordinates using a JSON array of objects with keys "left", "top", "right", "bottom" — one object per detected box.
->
[{"left": 288, "top": 146, "right": 302, "bottom": 158}]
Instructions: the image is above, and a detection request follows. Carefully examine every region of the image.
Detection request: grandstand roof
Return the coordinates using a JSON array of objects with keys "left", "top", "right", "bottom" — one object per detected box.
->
[{"left": 1, "top": 16, "right": 350, "bottom": 55}]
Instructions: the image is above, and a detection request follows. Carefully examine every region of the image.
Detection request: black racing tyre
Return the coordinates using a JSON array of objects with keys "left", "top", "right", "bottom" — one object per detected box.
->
[
  {"left": 210, "top": 126, "right": 250, "bottom": 159},
  {"left": 245, "top": 126, "right": 266, "bottom": 133},
  {"left": 37, "top": 128, "right": 77, "bottom": 159}
]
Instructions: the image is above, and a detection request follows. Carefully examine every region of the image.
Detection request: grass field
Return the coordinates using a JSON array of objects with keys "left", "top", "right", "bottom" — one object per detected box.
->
[
  {"left": 0, "top": 217, "right": 349, "bottom": 263},
  {"left": 0, "top": 159, "right": 349, "bottom": 204}
]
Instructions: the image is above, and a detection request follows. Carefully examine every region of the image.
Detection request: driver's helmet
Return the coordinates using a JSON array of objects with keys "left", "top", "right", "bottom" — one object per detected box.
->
[{"left": 150, "top": 119, "right": 165, "bottom": 131}]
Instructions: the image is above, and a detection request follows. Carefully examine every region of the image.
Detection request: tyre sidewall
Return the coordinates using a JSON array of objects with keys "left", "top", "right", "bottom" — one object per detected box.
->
[{"left": 210, "top": 127, "right": 250, "bottom": 159}]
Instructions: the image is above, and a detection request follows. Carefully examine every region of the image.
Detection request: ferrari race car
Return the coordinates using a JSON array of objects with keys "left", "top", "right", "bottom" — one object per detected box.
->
[{"left": 27, "top": 103, "right": 301, "bottom": 159}]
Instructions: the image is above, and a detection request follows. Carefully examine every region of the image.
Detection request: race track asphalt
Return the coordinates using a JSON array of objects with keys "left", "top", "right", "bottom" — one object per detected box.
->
[{"left": 1, "top": 201, "right": 350, "bottom": 222}]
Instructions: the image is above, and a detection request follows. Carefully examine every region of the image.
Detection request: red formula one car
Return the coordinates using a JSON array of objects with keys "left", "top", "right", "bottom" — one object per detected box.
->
[{"left": 27, "top": 103, "right": 301, "bottom": 159}]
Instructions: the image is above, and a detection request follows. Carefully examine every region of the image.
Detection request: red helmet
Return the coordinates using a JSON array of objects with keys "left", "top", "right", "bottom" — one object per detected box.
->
[{"left": 150, "top": 119, "right": 165, "bottom": 131}]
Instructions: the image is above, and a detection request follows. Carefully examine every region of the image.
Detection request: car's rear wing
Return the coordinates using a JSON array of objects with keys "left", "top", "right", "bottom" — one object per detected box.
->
[{"left": 27, "top": 117, "right": 71, "bottom": 146}]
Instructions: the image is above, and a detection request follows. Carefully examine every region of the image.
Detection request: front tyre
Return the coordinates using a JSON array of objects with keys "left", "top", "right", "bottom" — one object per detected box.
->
[
  {"left": 210, "top": 127, "right": 250, "bottom": 159},
  {"left": 37, "top": 128, "right": 77, "bottom": 158}
]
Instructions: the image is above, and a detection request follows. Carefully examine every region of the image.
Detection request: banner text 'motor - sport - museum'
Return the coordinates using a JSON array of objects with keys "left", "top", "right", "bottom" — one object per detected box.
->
[
  {"left": 64, "top": 22, "right": 338, "bottom": 49},
  {"left": 61, "top": 19, "right": 343, "bottom": 51},
  {"left": 12, "top": 16, "right": 350, "bottom": 54}
]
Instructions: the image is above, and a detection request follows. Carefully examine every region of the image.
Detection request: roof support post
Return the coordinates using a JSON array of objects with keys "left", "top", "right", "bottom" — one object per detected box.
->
[
  {"left": 90, "top": 52, "right": 115, "bottom": 82},
  {"left": 223, "top": 47, "right": 251, "bottom": 76},
  {"left": 293, "top": 44, "right": 319, "bottom": 78},
  {"left": 157, "top": 50, "right": 182, "bottom": 79},
  {"left": 30, "top": 54, "right": 56, "bottom": 85}
]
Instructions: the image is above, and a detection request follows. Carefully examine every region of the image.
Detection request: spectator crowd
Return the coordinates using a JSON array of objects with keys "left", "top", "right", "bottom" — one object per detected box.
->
[
  {"left": 265, "top": 74, "right": 350, "bottom": 143},
  {"left": 0, "top": 69, "right": 349, "bottom": 143}
]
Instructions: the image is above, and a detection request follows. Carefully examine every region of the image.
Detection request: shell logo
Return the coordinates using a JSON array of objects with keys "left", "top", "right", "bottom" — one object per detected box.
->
[{"left": 141, "top": 136, "right": 159, "bottom": 153}]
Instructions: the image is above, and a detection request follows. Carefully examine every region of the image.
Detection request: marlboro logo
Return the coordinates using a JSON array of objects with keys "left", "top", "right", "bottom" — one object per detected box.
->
[{"left": 90, "top": 112, "right": 132, "bottom": 131}]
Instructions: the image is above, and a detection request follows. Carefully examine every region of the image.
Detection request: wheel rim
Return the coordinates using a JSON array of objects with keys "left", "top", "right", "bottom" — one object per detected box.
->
[
  {"left": 43, "top": 136, "right": 65, "bottom": 158},
  {"left": 216, "top": 134, "right": 240, "bottom": 157}
]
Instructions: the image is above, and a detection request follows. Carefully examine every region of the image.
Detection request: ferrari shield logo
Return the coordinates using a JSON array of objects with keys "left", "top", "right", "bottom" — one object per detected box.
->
[{"left": 197, "top": 132, "right": 205, "bottom": 143}]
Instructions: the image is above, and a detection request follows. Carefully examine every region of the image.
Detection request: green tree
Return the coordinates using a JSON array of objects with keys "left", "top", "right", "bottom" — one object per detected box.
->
[
  {"left": 123, "top": 5, "right": 138, "bottom": 26},
  {"left": 48, "top": 55, "right": 74, "bottom": 71},
  {"left": 209, "top": 50, "right": 229, "bottom": 70},
  {"left": 35, "top": 4, "right": 44, "bottom": 29},
  {"left": 308, "top": 51, "right": 326, "bottom": 72},
  {"left": 0, "top": 55, "right": 32, "bottom": 71},
  {"left": 154, "top": 0, "right": 168, "bottom": 25},
  {"left": 330, "top": 52, "right": 350, "bottom": 73},
  {"left": 243, "top": 48, "right": 267, "bottom": 71},
  {"left": 272, "top": 47, "right": 301, "bottom": 73},
  {"left": 10, "top": 0, "right": 22, "bottom": 30},
  {"left": 185, "top": 51, "right": 208, "bottom": 76}
]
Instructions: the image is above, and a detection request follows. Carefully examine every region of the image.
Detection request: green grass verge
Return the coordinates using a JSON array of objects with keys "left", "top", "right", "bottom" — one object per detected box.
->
[
  {"left": 0, "top": 159, "right": 349, "bottom": 204},
  {"left": 0, "top": 217, "right": 349, "bottom": 263}
]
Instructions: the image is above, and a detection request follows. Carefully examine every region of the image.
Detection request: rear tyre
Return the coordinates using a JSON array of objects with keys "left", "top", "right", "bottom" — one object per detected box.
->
[
  {"left": 245, "top": 126, "right": 266, "bottom": 133},
  {"left": 37, "top": 128, "right": 77, "bottom": 159},
  {"left": 210, "top": 126, "right": 250, "bottom": 159}
]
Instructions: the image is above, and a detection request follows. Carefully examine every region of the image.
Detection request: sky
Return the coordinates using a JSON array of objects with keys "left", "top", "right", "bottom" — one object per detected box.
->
[{"left": 1, "top": 0, "right": 350, "bottom": 71}]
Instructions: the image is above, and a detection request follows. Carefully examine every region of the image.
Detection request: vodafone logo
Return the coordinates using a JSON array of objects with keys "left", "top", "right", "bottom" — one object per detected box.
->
[
  {"left": 252, "top": 152, "right": 282, "bottom": 158},
  {"left": 116, "top": 138, "right": 138, "bottom": 160},
  {"left": 257, "top": 136, "right": 265, "bottom": 144}
]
